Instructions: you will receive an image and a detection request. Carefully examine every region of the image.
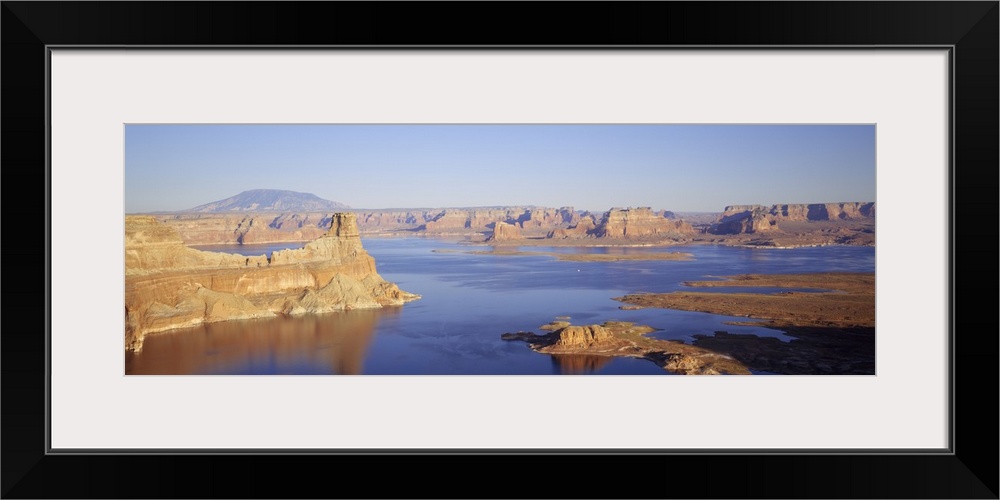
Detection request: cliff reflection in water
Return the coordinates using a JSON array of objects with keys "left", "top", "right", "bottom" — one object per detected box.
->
[
  {"left": 549, "top": 354, "right": 614, "bottom": 374},
  {"left": 125, "top": 307, "right": 397, "bottom": 375}
]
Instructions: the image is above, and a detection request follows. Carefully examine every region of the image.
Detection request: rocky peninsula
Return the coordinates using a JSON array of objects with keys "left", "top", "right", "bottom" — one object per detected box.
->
[{"left": 124, "top": 212, "right": 419, "bottom": 352}]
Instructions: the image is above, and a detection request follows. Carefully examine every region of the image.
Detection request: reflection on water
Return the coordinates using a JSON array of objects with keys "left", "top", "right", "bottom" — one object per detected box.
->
[
  {"left": 126, "top": 308, "right": 398, "bottom": 375},
  {"left": 549, "top": 354, "right": 615, "bottom": 374}
]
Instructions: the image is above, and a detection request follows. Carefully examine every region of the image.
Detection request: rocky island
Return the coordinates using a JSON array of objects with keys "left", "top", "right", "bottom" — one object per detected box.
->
[
  {"left": 502, "top": 321, "right": 751, "bottom": 375},
  {"left": 502, "top": 273, "right": 875, "bottom": 375},
  {"left": 124, "top": 212, "right": 419, "bottom": 352}
]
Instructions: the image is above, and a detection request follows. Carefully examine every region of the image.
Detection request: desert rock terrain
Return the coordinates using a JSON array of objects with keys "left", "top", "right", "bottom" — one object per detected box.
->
[{"left": 124, "top": 213, "right": 419, "bottom": 352}]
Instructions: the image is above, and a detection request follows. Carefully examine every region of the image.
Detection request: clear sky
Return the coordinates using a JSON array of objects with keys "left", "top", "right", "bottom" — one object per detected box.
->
[{"left": 124, "top": 124, "right": 875, "bottom": 213}]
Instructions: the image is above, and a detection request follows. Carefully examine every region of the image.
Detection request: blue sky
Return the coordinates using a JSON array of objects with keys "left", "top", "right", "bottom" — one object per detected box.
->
[{"left": 124, "top": 124, "right": 875, "bottom": 213}]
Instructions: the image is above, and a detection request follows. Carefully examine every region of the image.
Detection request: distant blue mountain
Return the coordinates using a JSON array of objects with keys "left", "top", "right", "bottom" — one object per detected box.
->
[{"left": 187, "top": 189, "right": 350, "bottom": 212}]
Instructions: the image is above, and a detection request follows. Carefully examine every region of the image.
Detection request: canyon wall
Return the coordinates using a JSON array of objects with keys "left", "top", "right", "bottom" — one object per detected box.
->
[
  {"left": 156, "top": 206, "right": 593, "bottom": 243},
  {"left": 710, "top": 202, "right": 875, "bottom": 235},
  {"left": 722, "top": 202, "right": 875, "bottom": 222},
  {"left": 124, "top": 213, "right": 419, "bottom": 352}
]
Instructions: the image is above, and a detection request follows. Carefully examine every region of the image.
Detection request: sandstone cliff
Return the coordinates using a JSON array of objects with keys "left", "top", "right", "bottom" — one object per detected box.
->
[
  {"left": 152, "top": 205, "right": 700, "bottom": 245},
  {"left": 156, "top": 206, "right": 610, "bottom": 243},
  {"left": 421, "top": 207, "right": 581, "bottom": 235},
  {"left": 591, "top": 207, "right": 695, "bottom": 240},
  {"left": 709, "top": 206, "right": 777, "bottom": 235},
  {"left": 709, "top": 202, "right": 875, "bottom": 235},
  {"left": 546, "top": 217, "right": 597, "bottom": 239},
  {"left": 486, "top": 221, "right": 523, "bottom": 242},
  {"left": 124, "top": 213, "right": 419, "bottom": 352}
]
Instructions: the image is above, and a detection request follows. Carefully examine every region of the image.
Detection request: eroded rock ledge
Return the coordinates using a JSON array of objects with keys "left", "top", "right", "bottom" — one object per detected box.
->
[
  {"left": 501, "top": 321, "right": 750, "bottom": 375},
  {"left": 125, "top": 213, "right": 419, "bottom": 352}
]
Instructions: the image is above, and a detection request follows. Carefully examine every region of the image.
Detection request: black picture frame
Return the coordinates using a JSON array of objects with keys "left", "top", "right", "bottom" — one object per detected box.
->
[{"left": 3, "top": 2, "right": 996, "bottom": 498}]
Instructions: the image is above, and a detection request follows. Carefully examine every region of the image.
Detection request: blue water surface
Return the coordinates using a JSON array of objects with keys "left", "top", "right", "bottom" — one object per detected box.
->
[{"left": 126, "top": 239, "right": 875, "bottom": 375}]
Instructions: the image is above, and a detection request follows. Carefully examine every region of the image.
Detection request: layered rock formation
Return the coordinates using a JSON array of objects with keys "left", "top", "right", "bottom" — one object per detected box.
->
[
  {"left": 709, "top": 206, "right": 777, "bottom": 235},
  {"left": 486, "top": 221, "right": 523, "bottom": 242},
  {"left": 546, "top": 217, "right": 597, "bottom": 239},
  {"left": 421, "top": 207, "right": 581, "bottom": 235},
  {"left": 591, "top": 207, "right": 695, "bottom": 240},
  {"left": 124, "top": 213, "right": 419, "bottom": 352},
  {"left": 517, "top": 207, "right": 579, "bottom": 229},
  {"left": 154, "top": 205, "right": 702, "bottom": 244},
  {"left": 721, "top": 202, "right": 875, "bottom": 222},
  {"left": 707, "top": 202, "right": 875, "bottom": 239}
]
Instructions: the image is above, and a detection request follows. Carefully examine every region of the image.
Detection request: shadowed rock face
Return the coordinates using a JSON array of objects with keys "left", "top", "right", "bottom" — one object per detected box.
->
[
  {"left": 721, "top": 202, "right": 875, "bottom": 222},
  {"left": 709, "top": 206, "right": 777, "bottom": 235},
  {"left": 546, "top": 217, "right": 596, "bottom": 239},
  {"left": 124, "top": 213, "right": 419, "bottom": 352}
]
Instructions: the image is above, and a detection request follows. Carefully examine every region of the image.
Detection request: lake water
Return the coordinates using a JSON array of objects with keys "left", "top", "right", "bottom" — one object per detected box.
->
[{"left": 126, "top": 239, "right": 875, "bottom": 375}]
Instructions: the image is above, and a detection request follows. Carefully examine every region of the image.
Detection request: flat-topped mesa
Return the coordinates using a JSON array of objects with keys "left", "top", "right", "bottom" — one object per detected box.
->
[
  {"left": 486, "top": 221, "right": 523, "bottom": 242},
  {"left": 124, "top": 214, "right": 419, "bottom": 352},
  {"left": 592, "top": 207, "right": 695, "bottom": 240}
]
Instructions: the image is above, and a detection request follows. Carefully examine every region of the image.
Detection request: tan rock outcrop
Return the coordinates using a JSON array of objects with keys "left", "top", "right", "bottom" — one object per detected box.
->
[
  {"left": 592, "top": 207, "right": 695, "bottom": 240},
  {"left": 710, "top": 206, "right": 777, "bottom": 235},
  {"left": 547, "top": 217, "right": 597, "bottom": 239},
  {"left": 554, "top": 325, "right": 613, "bottom": 348},
  {"left": 486, "top": 221, "right": 523, "bottom": 242},
  {"left": 502, "top": 321, "right": 750, "bottom": 375},
  {"left": 124, "top": 213, "right": 419, "bottom": 352}
]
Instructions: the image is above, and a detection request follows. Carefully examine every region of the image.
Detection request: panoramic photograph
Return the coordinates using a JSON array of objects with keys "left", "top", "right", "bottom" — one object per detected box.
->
[{"left": 124, "top": 124, "right": 876, "bottom": 375}]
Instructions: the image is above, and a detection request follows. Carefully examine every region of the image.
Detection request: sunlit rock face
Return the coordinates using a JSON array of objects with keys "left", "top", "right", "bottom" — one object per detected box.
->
[
  {"left": 591, "top": 207, "right": 695, "bottom": 240},
  {"left": 486, "top": 221, "right": 523, "bottom": 242},
  {"left": 124, "top": 213, "right": 419, "bottom": 352}
]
